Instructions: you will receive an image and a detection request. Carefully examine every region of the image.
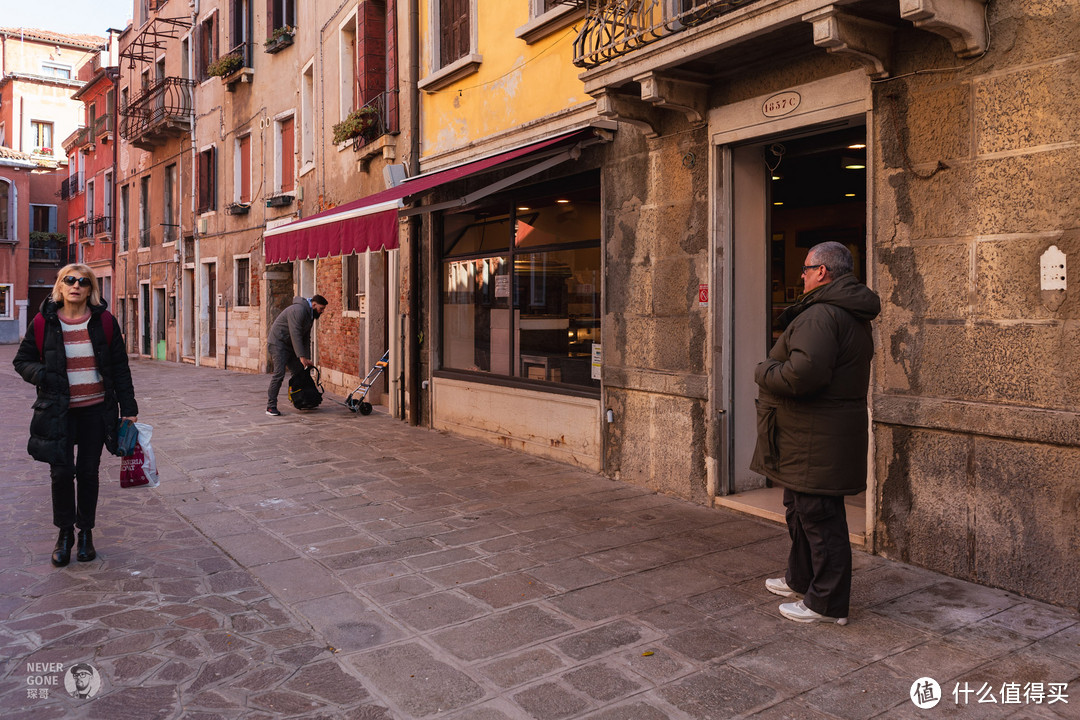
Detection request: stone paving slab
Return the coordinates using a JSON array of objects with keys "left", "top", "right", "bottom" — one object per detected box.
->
[{"left": 1, "top": 346, "right": 1078, "bottom": 719}]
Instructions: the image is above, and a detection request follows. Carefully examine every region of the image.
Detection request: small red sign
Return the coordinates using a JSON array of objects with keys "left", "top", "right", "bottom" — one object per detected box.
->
[{"left": 698, "top": 283, "right": 709, "bottom": 307}]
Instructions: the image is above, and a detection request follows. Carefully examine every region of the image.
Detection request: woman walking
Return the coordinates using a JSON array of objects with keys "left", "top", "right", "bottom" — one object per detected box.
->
[{"left": 13, "top": 264, "right": 138, "bottom": 566}]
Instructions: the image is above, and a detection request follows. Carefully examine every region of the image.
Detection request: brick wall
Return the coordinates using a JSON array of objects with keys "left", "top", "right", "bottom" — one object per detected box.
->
[{"left": 315, "top": 257, "right": 361, "bottom": 390}]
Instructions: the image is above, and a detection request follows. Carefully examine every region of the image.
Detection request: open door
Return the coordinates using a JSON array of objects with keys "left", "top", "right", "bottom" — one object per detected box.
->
[{"left": 721, "top": 124, "right": 868, "bottom": 538}]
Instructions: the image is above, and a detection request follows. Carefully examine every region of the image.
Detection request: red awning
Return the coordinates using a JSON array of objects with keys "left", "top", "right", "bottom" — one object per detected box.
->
[{"left": 264, "top": 130, "right": 589, "bottom": 264}]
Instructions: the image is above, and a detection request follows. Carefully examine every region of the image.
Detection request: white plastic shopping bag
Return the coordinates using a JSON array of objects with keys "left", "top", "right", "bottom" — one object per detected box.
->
[{"left": 119, "top": 422, "right": 160, "bottom": 488}]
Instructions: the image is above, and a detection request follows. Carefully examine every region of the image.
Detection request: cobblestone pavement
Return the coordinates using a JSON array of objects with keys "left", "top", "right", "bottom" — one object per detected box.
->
[{"left": 1, "top": 345, "right": 1078, "bottom": 720}]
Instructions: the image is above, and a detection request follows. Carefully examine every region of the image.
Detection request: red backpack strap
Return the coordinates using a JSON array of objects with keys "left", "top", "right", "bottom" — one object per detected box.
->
[
  {"left": 33, "top": 313, "right": 44, "bottom": 357},
  {"left": 101, "top": 310, "right": 114, "bottom": 347}
]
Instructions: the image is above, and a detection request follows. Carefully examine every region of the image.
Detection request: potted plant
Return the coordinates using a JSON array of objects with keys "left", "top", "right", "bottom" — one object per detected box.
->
[
  {"left": 331, "top": 106, "right": 380, "bottom": 146},
  {"left": 264, "top": 25, "right": 295, "bottom": 53},
  {"left": 207, "top": 53, "right": 243, "bottom": 78}
]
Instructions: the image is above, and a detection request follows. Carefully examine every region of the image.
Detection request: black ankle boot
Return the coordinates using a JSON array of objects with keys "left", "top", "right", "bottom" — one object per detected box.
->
[
  {"left": 52, "top": 527, "right": 75, "bottom": 567},
  {"left": 76, "top": 529, "right": 96, "bottom": 562}
]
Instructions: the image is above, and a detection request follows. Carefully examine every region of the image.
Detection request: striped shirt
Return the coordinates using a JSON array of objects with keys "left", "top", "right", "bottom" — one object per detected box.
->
[{"left": 60, "top": 312, "right": 105, "bottom": 408}]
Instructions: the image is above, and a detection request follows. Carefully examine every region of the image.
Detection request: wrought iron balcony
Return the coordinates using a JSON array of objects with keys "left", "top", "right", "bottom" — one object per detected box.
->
[
  {"left": 93, "top": 114, "right": 115, "bottom": 139},
  {"left": 60, "top": 172, "right": 84, "bottom": 200},
  {"left": 120, "top": 76, "right": 195, "bottom": 150},
  {"left": 350, "top": 90, "right": 399, "bottom": 151},
  {"left": 94, "top": 215, "right": 112, "bottom": 235},
  {"left": 28, "top": 235, "right": 68, "bottom": 263},
  {"left": 62, "top": 126, "right": 91, "bottom": 153},
  {"left": 573, "top": 0, "right": 765, "bottom": 68},
  {"left": 77, "top": 219, "right": 93, "bottom": 240}
]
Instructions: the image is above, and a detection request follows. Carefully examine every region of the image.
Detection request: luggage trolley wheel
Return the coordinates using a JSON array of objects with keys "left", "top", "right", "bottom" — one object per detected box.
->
[{"left": 359, "top": 401, "right": 373, "bottom": 415}]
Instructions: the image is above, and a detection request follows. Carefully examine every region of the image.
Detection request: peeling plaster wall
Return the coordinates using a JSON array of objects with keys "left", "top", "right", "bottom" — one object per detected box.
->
[
  {"left": 602, "top": 123, "right": 711, "bottom": 503},
  {"left": 872, "top": 2, "right": 1080, "bottom": 607}
]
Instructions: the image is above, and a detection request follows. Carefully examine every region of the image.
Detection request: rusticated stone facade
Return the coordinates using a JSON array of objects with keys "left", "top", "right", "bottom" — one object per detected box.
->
[{"left": 870, "top": 2, "right": 1080, "bottom": 607}]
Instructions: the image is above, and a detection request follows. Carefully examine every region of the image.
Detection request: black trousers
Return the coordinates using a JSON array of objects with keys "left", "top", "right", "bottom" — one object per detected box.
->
[
  {"left": 50, "top": 404, "right": 107, "bottom": 530},
  {"left": 267, "top": 344, "right": 305, "bottom": 408},
  {"left": 783, "top": 488, "right": 852, "bottom": 618}
]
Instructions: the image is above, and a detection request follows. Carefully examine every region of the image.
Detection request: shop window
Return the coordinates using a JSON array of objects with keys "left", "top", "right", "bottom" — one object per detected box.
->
[
  {"left": 0, "top": 284, "right": 11, "bottom": 319},
  {"left": 439, "top": 174, "right": 601, "bottom": 391}
]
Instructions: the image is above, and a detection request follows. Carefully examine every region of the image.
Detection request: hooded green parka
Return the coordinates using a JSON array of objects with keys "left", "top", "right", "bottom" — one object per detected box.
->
[{"left": 751, "top": 273, "right": 881, "bottom": 496}]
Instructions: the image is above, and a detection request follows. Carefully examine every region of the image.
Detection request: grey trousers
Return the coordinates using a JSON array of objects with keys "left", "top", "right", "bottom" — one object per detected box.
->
[{"left": 267, "top": 344, "right": 305, "bottom": 408}]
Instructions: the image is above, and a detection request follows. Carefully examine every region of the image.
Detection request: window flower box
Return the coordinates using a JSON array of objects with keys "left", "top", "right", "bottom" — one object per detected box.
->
[
  {"left": 332, "top": 106, "right": 381, "bottom": 147},
  {"left": 264, "top": 26, "right": 295, "bottom": 54}
]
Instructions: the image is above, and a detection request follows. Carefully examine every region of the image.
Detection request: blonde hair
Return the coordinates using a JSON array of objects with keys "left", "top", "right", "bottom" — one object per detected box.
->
[{"left": 51, "top": 264, "right": 103, "bottom": 306}]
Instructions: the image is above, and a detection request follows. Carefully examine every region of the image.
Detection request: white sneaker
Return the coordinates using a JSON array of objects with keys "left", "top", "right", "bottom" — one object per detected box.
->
[
  {"left": 779, "top": 600, "right": 848, "bottom": 625},
  {"left": 765, "top": 577, "right": 800, "bottom": 598}
]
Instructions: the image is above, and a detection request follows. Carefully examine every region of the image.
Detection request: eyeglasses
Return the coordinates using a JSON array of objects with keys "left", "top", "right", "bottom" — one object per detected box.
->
[
  {"left": 62, "top": 276, "right": 92, "bottom": 288},
  {"left": 801, "top": 264, "right": 827, "bottom": 273}
]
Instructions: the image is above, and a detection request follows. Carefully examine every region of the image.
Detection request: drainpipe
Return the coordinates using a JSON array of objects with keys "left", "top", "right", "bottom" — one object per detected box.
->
[
  {"left": 190, "top": 0, "right": 201, "bottom": 366},
  {"left": 407, "top": 0, "right": 421, "bottom": 426}
]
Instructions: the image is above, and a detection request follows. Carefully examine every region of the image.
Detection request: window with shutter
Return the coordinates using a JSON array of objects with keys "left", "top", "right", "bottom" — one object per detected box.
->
[
  {"left": 198, "top": 148, "right": 216, "bottom": 213},
  {"left": 239, "top": 135, "right": 251, "bottom": 202},
  {"left": 279, "top": 117, "right": 294, "bottom": 192},
  {"left": 440, "top": 0, "right": 469, "bottom": 67}
]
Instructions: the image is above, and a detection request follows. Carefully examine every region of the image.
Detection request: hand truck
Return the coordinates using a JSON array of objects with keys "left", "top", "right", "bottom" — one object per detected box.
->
[{"left": 345, "top": 350, "right": 388, "bottom": 415}]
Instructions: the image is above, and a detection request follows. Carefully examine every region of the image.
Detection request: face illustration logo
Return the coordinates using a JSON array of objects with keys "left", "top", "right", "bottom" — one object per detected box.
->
[{"left": 64, "top": 663, "right": 101, "bottom": 700}]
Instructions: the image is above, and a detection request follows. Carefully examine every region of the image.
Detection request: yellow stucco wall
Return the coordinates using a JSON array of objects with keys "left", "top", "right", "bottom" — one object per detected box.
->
[{"left": 420, "top": 4, "right": 588, "bottom": 159}]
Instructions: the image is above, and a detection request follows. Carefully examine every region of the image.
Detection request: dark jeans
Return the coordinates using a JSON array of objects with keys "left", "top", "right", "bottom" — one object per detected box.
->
[
  {"left": 267, "top": 344, "right": 305, "bottom": 408},
  {"left": 783, "top": 488, "right": 852, "bottom": 618},
  {"left": 50, "top": 404, "right": 107, "bottom": 530}
]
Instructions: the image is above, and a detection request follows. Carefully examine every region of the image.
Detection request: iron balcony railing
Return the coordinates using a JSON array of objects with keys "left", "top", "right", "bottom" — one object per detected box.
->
[
  {"left": 94, "top": 114, "right": 115, "bottom": 138},
  {"left": 29, "top": 237, "right": 68, "bottom": 262},
  {"left": 119, "top": 76, "right": 195, "bottom": 145},
  {"left": 351, "top": 90, "right": 399, "bottom": 151},
  {"left": 77, "top": 219, "right": 94, "bottom": 240},
  {"left": 573, "top": 0, "right": 765, "bottom": 68},
  {"left": 94, "top": 215, "right": 112, "bottom": 235},
  {"left": 60, "top": 172, "right": 84, "bottom": 200}
]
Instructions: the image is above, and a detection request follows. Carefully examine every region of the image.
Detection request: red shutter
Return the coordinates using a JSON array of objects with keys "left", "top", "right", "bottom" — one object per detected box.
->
[
  {"left": 239, "top": 135, "right": 251, "bottom": 203},
  {"left": 280, "top": 118, "right": 294, "bottom": 192},
  {"left": 198, "top": 151, "right": 208, "bottom": 213},
  {"left": 209, "top": 147, "right": 217, "bottom": 210}
]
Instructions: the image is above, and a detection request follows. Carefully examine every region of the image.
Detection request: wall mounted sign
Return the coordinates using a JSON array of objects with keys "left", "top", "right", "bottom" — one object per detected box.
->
[{"left": 762, "top": 91, "right": 802, "bottom": 118}]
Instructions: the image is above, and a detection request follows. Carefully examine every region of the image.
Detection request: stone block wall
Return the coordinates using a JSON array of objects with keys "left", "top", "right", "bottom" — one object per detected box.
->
[
  {"left": 872, "top": 2, "right": 1080, "bottom": 606},
  {"left": 602, "top": 125, "right": 711, "bottom": 503}
]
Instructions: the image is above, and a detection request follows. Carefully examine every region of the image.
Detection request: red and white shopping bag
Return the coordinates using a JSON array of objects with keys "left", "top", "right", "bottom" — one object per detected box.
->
[{"left": 119, "top": 422, "right": 160, "bottom": 488}]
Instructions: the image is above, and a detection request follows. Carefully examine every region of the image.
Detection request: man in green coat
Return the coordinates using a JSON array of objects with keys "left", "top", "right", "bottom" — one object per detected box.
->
[{"left": 752, "top": 241, "right": 880, "bottom": 625}]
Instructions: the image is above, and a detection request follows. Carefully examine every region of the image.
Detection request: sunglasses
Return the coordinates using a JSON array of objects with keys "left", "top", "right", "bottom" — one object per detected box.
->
[{"left": 62, "top": 276, "right": 92, "bottom": 288}]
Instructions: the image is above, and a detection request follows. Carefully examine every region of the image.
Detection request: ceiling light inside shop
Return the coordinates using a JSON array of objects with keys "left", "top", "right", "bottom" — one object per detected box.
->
[
  {"left": 517, "top": 206, "right": 530, "bottom": 211},
  {"left": 848, "top": 143, "right": 866, "bottom": 149},
  {"left": 556, "top": 199, "right": 570, "bottom": 204},
  {"left": 844, "top": 193, "right": 856, "bottom": 197},
  {"left": 842, "top": 156, "right": 866, "bottom": 170},
  {"left": 771, "top": 175, "right": 781, "bottom": 181},
  {"left": 773, "top": 201, "right": 783, "bottom": 206}
]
